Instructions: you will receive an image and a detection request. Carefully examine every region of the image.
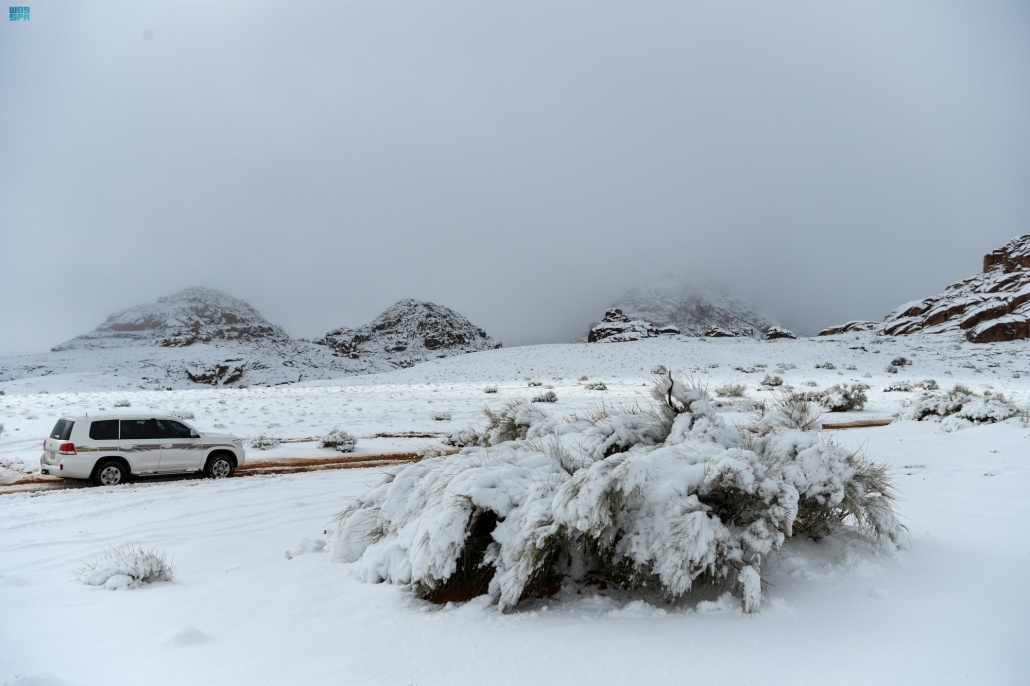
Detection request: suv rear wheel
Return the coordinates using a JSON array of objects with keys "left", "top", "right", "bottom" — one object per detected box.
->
[
  {"left": 205, "top": 455, "right": 235, "bottom": 479},
  {"left": 93, "top": 459, "right": 128, "bottom": 486}
]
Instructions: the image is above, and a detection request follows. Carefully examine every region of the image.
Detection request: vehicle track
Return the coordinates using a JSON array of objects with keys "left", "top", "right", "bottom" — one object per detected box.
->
[{"left": 0, "top": 452, "right": 428, "bottom": 496}]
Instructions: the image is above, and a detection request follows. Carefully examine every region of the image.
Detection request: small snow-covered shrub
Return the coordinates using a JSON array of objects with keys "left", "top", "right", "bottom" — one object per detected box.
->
[
  {"left": 113, "top": 399, "right": 131, "bottom": 408},
  {"left": 170, "top": 410, "right": 194, "bottom": 420},
  {"left": 899, "top": 386, "right": 1019, "bottom": 426},
  {"left": 480, "top": 400, "right": 549, "bottom": 446},
  {"left": 320, "top": 428, "right": 357, "bottom": 453},
  {"left": 749, "top": 389, "right": 824, "bottom": 434},
  {"left": 891, "top": 357, "right": 911, "bottom": 367},
  {"left": 760, "top": 374, "right": 784, "bottom": 387},
  {"left": 74, "top": 543, "right": 175, "bottom": 590},
  {"left": 532, "top": 391, "right": 558, "bottom": 403},
  {"left": 444, "top": 427, "right": 482, "bottom": 448},
  {"left": 819, "top": 383, "right": 869, "bottom": 412},
  {"left": 0, "top": 422, "right": 4, "bottom": 436},
  {"left": 484, "top": 386, "right": 498, "bottom": 394},
  {"left": 883, "top": 381, "right": 913, "bottom": 392},
  {"left": 430, "top": 412, "right": 453, "bottom": 422},
  {"left": 330, "top": 375, "right": 905, "bottom": 614},
  {"left": 247, "top": 434, "right": 281, "bottom": 450},
  {"left": 714, "top": 383, "right": 747, "bottom": 398},
  {"left": 915, "top": 379, "right": 939, "bottom": 391},
  {"left": 650, "top": 365, "right": 668, "bottom": 375},
  {"left": 584, "top": 382, "right": 608, "bottom": 391},
  {"left": 885, "top": 365, "right": 898, "bottom": 374},
  {"left": 527, "top": 381, "right": 543, "bottom": 387},
  {"left": 815, "top": 362, "right": 836, "bottom": 370}
]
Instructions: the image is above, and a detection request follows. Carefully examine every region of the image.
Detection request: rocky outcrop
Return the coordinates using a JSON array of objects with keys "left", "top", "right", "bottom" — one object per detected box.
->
[
  {"left": 592, "top": 278, "right": 774, "bottom": 341},
  {"left": 881, "top": 235, "right": 1030, "bottom": 343},
  {"left": 818, "top": 321, "right": 881, "bottom": 337},
  {"left": 53, "top": 287, "right": 291, "bottom": 350},
  {"left": 588, "top": 308, "right": 681, "bottom": 343},
  {"left": 764, "top": 326, "right": 798, "bottom": 340},
  {"left": 319, "top": 300, "right": 500, "bottom": 367}
]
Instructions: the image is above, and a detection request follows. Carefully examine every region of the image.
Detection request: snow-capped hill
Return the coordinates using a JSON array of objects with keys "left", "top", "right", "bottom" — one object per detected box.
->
[
  {"left": 53, "top": 287, "right": 290, "bottom": 350},
  {"left": 588, "top": 308, "right": 681, "bottom": 343},
  {"left": 319, "top": 299, "right": 501, "bottom": 368},
  {"left": 825, "top": 235, "right": 1030, "bottom": 343},
  {"left": 593, "top": 278, "right": 775, "bottom": 339}
]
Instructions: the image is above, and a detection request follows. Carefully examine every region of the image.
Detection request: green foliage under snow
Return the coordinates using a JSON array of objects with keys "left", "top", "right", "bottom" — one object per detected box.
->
[{"left": 330, "top": 375, "right": 907, "bottom": 614}]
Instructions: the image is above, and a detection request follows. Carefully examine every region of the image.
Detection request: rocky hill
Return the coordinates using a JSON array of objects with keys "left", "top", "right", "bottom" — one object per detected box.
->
[
  {"left": 587, "top": 278, "right": 776, "bottom": 341},
  {"left": 821, "top": 235, "right": 1030, "bottom": 343},
  {"left": 53, "top": 287, "right": 292, "bottom": 350},
  {"left": 318, "top": 300, "right": 501, "bottom": 367}
]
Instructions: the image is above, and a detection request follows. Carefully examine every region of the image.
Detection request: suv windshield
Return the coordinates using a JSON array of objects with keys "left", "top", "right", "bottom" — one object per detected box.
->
[{"left": 50, "top": 419, "right": 74, "bottom": 441}]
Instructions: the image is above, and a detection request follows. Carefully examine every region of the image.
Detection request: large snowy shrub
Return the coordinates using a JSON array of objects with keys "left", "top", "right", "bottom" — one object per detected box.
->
[
  {"left": 329, "top": 375, "right": 906, "bottom": 614},
  {"left": 816, "top": 383, "right": 869, "bottom": 412},
  {"left": 898, "top": 386, "right": 1019, "bottom": 429},
  {"left": 247, "top": 434, "right": 281, "bottom": 450},
  {"left": 74, "top": 543, "right": 175, "bottom": 590}
]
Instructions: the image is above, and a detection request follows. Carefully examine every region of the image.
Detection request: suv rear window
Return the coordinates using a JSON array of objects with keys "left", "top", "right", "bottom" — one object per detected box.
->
[
  {"left": 89, "top": 419, "right": 119, "bottom": 441},
  {"left": 50, "top": 419, "right": 74, "bottom": 440}
]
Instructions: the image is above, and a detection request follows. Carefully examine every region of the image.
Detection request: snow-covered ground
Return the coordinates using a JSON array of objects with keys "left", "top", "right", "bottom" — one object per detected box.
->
[{"left": 1, "top": 333, "right": 1028, "bottom": 685}]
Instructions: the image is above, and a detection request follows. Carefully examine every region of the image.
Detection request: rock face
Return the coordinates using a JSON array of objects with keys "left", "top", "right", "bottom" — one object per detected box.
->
[
  {"left": 53, "top": 287, "right": 291, "bottom": 350},
  {"left": 595, "top": 279, "right": 775, "bottom": 341},
  {"left": 880, "top": 235, "right": 1030, "bottom": 343},
  {"left": 319, "top": 299, "right": 501, "bottom": 367},
  {"left": 818, "top": 321, "right": 881, "bottom": 337},
  {"left": 588, "top": 308, "right": 681, "bottom": 343}
]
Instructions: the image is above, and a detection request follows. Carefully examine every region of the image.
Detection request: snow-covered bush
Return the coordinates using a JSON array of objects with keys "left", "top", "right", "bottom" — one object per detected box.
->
[
  {"left": 817, "top": 383, "right": 869, "bottom": 412},
  {"left": 760, "top": 374, "right": 784, "bottom": 387},
  {"left": 484, "top": 386, "right": 498, "bottom": 394},
  {"left": 113, "top": 399, "right": 131, "bottom": 408},
  {"left": 247, "top": 434, "right": 281, "bottom": 450},
  {"left": 320, "top": 428, "right": 357, "bottom": 453},
  {"left": 883, "top": 381, "right": 913, "bottom": 392},
  {"left": 170, "top": 410, "right": 194, "bottom": 420},
  {"left": 650, "top": 365, "right": 668, "bottom": 375},
  {"left": 899, "top": 386, "right": 1019, "bottom": 427},
  {"left": 532, "top": 391, "right": 558, "bottom": 403},
  {"left": 915, "top": 379, "right": 939, "bottom": 391},
  {"left": 0, "top": 422, "right": 4, "bottom": 436},
  {"left": 815, "top": 362, "right": 836, "bottom": 370},
  {"left": 444, "top": 427, "right": 482, "bottom": 448},
  {"left": 714, "top": 383, "right": 747, "bottom": 398},
  {"left": 330, "top": 375, "right": 906, "bottom": 614},
  {"left": 584, "top": 382, "right": 608, "bottom": 391},
  {"left": 891, "top": 357, "right": 911, "bottom": 367},
  {"left": 74, "top": 543, "right": 175, "bottom": 590},
  {"left": 527, "top": 381, "right": 543, "bottom": 387},
  {"left": 430, "top": 412, "right": 452, "bottom": 421}
]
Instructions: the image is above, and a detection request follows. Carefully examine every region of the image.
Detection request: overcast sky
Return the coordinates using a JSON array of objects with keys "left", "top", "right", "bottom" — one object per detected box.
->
[{"left": 2, "top": 1, "right": 1028, "bottom": 356}]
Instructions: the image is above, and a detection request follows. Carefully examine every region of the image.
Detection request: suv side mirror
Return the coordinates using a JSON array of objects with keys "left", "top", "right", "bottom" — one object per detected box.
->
[{"left": 190, "top": 430, "right": 200, "bottom": 438}]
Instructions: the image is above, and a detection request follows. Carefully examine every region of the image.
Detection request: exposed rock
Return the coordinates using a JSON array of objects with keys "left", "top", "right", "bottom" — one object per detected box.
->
[
  {"left": 881, "top": 235, "right": 1030, "bottom": 343},
  {"left": 588, "top": 278, "right": 774, "bottom": 341},
  {"left": 319, "top": 299, "right": 500, "bottom": 367},
  {"left": 818, "top": 321, "right": 881, "bottom": 337},
  {"left": 764, "top": 326, "right": 798, "bottom": 340},
  {"left": 588, "top": 308, "right": 681, "bottom": 343}
]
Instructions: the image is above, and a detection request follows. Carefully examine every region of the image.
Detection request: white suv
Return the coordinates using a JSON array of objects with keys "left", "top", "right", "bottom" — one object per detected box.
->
[{"left": 41, "top": 415, "right": 246, "bottom": 486}]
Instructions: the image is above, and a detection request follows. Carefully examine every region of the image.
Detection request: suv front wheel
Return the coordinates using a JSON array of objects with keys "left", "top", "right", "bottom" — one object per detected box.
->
[
  {"left": 93, "top": 459, "right": 128, "bottom": 486},
  {"left": 205, "top": 455, "right": 235, "bottom": 479}
]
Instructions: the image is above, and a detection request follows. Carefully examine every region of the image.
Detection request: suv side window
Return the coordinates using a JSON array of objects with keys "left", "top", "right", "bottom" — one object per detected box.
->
[
  {"left": 120, "top": 419, "right": 157, "bottom": 440},
  {"left": 156, "top": 419, "right": 194, "bottom": 439},
  {"left": 89, "top": 420, "right": 119, "bottom": 441}
]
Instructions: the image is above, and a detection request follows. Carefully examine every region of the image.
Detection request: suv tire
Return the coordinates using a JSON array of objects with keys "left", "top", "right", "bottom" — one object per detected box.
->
[
  {"left": 93, "top": 459, "right": 128, "bottom": 487},
  {"left": 205, "top": 454, "right": 235, "bottom": 479}
]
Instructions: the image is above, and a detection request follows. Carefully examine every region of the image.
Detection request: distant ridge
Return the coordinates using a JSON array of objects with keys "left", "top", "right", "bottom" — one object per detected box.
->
[{"left": 585, "top": 278, "right": 776, "bottom": 341}]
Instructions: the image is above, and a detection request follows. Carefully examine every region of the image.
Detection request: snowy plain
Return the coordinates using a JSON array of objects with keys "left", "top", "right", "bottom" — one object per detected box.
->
[{"left": 1, "top": 333, "right": 1029, "bottom": 685}]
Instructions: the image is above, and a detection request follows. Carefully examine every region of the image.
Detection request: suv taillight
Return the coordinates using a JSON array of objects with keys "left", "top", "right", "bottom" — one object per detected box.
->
[{"left": 58, "top": 442, "right": 76, "bottom": 455}]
